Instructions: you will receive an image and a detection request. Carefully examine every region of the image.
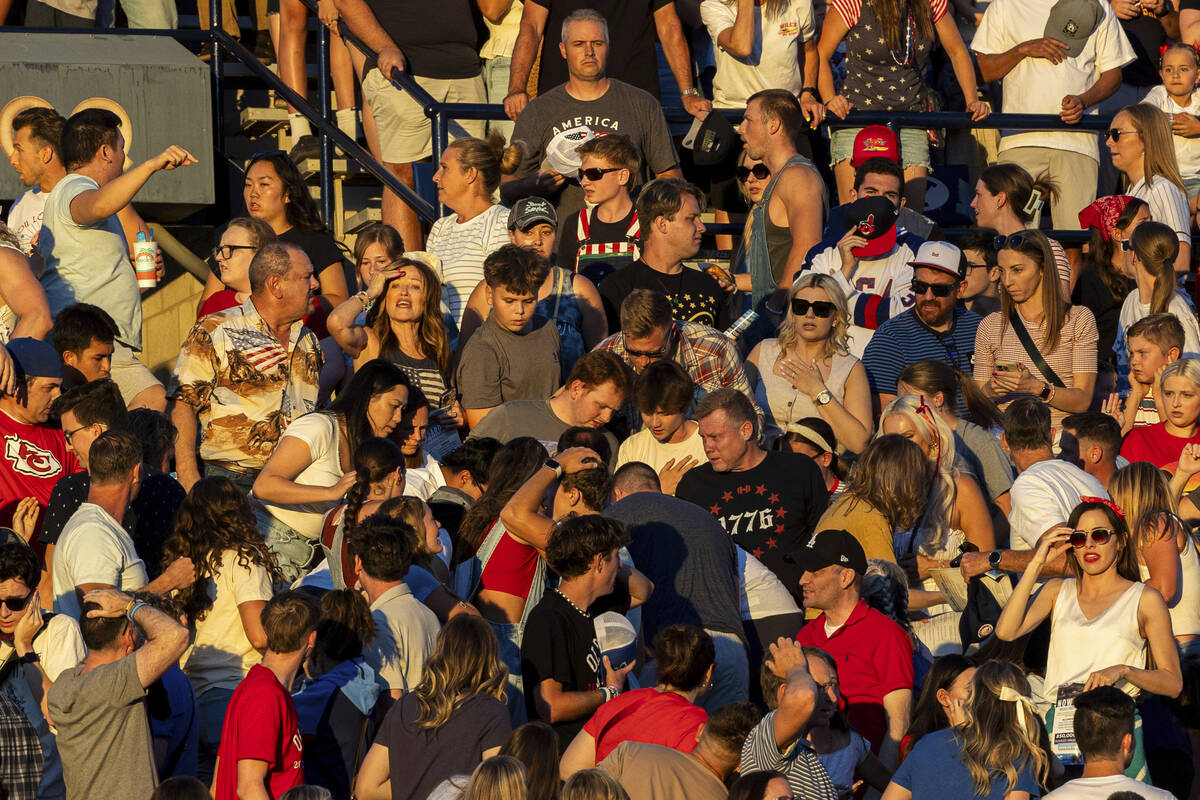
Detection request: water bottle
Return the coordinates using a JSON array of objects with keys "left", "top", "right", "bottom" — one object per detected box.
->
[
  {"left": 724, "top": 309, "right": 759, "bottom": 341},
  {"left": 134, "top": 231, "right": 158, "bottom": 289}
]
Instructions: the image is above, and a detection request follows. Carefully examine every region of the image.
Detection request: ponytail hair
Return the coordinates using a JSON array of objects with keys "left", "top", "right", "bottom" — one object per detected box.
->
[
  {"left": 1129, "top": 220, "right": 1180, "bottom": 315},
  {"left": 343, "top": 437, "right": 405, "bottom": 532},
  {"left": 898, "top": 359, "right": 1003, "bottom": 430},
  {"left": 979, "top": 164, "right": 1060, "bottom": 226},
  {"left": 449, "top": 131, "right": 525, "bottom": 195}
]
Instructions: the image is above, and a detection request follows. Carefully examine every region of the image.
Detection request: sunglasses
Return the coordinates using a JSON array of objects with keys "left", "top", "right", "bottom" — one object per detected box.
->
[
  {"left": 625, "top": 344, "right": 669, "bottom": 358},
  {"left": 212, "top": 244, "right": 257, "bottom": 261},
  {"left": 578, "top": 166, "right": 621, "bottom": 181},
  {"left": 736, "top": 164, "right": 770, "bottom": 182},
  {"left": 911, "top": 279, "right": 957, "bottom": 298},
  {"left": 791, "top": 298, "right": 836, "bottom": 317},
  {"left": 1106, "top": 129, "right": 1139, "bottom": 142},
  {"left": 993, "top": 233, "right": 1033, "bottom": 251},
  {"left": 1120, "top": 239, "right": 1133, "bottom": 252},
  {"left": 0, "top": 592, "right": 32, "bottom": 612},
  {"left": 1069, "top": 527, "right": 1114, "bottom": 548}
]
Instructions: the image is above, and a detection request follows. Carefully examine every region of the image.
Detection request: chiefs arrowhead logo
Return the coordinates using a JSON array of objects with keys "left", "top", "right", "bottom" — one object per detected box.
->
[
  {"left": 857, "top": 213, "right": 876, "bottom": 237},
  {"left": 4, "top": 435, "right": 62, "bottom": 479}
]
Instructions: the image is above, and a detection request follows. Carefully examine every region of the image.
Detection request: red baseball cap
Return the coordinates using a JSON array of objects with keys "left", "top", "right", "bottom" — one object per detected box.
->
[{"left": 851, "top": 125, "right": 899, "bottom": 167}]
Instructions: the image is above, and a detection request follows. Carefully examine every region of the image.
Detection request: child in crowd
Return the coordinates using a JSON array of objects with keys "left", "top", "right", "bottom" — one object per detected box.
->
[
  {"left": 1110, "top": 313, "right": 1186, "bottom": 434},
  {"left": 456, "top": 245, "right": 562, "bottom": 427},
  {"left": 562, "top": 134, "right": 642, "bottom": 286},
  {"left": 1143, "top": 43, "right": 1200, "bottom": 213},
  {"left": 614, "top": 361, "right": 706, "bottom": 495}
]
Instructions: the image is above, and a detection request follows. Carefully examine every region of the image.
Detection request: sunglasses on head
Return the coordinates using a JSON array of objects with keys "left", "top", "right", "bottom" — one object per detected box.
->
[
  {"left": 578, "top": 166, "right": 621, "bottom": 181},
  {"left": 1106, "top": 129, "right": 1139, "bottom": 142},
  {"left": 791, "top": 298, "right": 836, "bottom": 317},
  {"left": 1069, "top": 527, "right": 1114, "bottom": 548},
  {"left": 736, "top": 164, "right": 770, "bottom": 182},
  {"left": 1120, "top": 239, "right": 1133, "bottom": 252},
  {"left": 0, "top": 592, "right": 32, "bottom": 612},
  {"left": 993, "top": 233, "right": 1032, "bottom": 251},
  {"left": 911, "top": 279, "right": 957, "bottom": 297}
]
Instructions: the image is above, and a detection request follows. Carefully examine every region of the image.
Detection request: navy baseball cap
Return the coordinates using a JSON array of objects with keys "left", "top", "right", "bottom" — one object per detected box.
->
[
  {"left": 784, "top": 529, "right": 868, "bottom": 574},
  {"left": 6, "top": 338, "right": 62, "bottom": 380}
]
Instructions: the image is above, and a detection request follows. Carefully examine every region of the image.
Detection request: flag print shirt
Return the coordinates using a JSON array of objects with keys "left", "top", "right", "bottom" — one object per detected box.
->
[{"left": 168, "top": 297, "right": 322, "bottom": 472}]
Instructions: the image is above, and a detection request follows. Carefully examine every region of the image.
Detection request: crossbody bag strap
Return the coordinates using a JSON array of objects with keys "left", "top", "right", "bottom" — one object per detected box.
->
[{"left": 1007, "top": 309, "right": 1066, "bottom": 388}]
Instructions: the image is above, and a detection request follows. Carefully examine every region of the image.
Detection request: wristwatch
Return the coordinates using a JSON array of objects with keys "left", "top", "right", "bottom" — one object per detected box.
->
[
  {"left": 988, "top": 550, "right": 1003, "bottom": 569},
  {"left": 800, "top": 86, "right": 820, "bottom": 99},
  {"left": 1039, "top": 382, "right": 1052, "bottom": 401},
  {"left": 680, "top": 88, "right": 701, "bottom": 97},
  {"left": 544, "top": 458, "right": 563, "bottom": 478},
  {"left": 814, "top": 389, "right": 833, "bottom": 406}
]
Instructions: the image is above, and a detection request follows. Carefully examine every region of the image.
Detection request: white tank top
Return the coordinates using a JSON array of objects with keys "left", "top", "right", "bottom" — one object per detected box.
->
[
  {"left": 1042, "top": 579, "right": 1147, "bottom": 704},
  {"left": 1138, "top": 535, "right": 1200, "bottom": 638},
  {"left": 755, "top": 338, "right": 857, "bottom": 441}
]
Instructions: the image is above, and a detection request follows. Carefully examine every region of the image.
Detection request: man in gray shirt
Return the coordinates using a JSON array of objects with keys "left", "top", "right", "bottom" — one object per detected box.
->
[
  {"left": 607, "top": 462, "right": 747, "bottom": 711},
  {"left": 500, "top": 9, "right": 680, "bottom": 265},
  {"left": 47, "top": 587, "right": 190, "bottom": 800}
]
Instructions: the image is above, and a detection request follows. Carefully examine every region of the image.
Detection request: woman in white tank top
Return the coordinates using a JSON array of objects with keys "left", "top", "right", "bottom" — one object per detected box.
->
[
  {"left": 1110, "top": 462, "right": 1200, "bottom": 646},
  {"left": 995, "top": 499, "right": 1182, "bottom": 710}
]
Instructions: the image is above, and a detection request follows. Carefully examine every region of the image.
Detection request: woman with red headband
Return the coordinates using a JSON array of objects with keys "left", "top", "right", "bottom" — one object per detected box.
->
[
  {"left": 1076, "top": 195, "right": 1141, "bottom": 368},
  {"left": 996, "top": 498, "right": 1181, "bottom": 777}
]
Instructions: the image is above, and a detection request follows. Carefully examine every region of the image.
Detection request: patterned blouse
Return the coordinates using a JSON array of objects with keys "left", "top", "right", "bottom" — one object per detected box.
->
[{"left": 832, "top": 0, "right": 948, "bottom": 111}]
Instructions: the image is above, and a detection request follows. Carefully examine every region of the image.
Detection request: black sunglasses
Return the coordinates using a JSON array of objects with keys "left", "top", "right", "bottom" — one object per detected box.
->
[
  {"left": 1069, "top": 527, "right": 1114, "bottom": 547},
  {"left": 212, "top": 244, "right": 257, "bottom": 260},
  {"left": 790, "top": 298, "right": 836, "bottom": 318},
  {"left": 911, "top": 279, "right": 957, "bottom": 298},
  {"left": 0, "top": 592, "right": 32, "bottom": 612},
  {"left": 578, "top": 166, "right": 621, "bottom": 181},
  {"left": 1120, "top": 239, "right": 1133, "bottom": 252},
  {"left": 993, "top": 233, "right": 1032, "bottom": 251},
  {"left": 736, "top": 164, "right": 770, "bottom": 182},
  {"left": 1106, "top": 129, "right": 1139, "bottom": 142}
]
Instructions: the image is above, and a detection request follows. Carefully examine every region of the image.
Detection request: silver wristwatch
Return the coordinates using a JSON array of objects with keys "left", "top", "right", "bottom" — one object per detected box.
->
[{"left": 814, "top": 389, "right": 833, "bottom": 406}]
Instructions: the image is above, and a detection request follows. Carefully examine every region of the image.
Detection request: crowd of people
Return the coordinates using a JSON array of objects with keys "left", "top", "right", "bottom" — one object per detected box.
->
[{"left": 8, "top": 0, "right": 1200, "bottom": 800}]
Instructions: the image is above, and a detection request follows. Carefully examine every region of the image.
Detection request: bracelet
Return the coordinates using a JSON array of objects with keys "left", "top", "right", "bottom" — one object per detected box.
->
[
  {"left": 680, "top": 87, "right": 701, "bottom": 98},
  {"left": 356, "top": 291, "right": 371, "bottom": 313},
  {"left": 800, "top": 86, "right": 821, "bottom": 99},
  {"left": 126, "top": 601, "right": 148, "bottom": 622},
  {"left": 123, "top": 596, "right": 136, "bottom": 616}
]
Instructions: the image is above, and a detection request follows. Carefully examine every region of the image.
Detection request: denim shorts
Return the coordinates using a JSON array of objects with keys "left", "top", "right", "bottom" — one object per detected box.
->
[
  {"left": 830, "top": 126, "right": 930, "bottom": 170},
  {"left": 1184, "top": 176, "right": 1200, "bottom": 199}
]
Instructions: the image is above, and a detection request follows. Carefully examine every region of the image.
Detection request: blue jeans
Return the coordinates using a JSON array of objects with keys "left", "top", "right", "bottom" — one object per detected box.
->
[
  {"left": 483, "top": 56, "right": 514, "bottom": 140},
  {"left": 699, "top": 630, "right": 750, "bottom": 713},
  {"left": 196, "top": 687, "right": 234, "bottom": 784},
  {"left": 488, "top": 619, "right": 528, "bottom": 726},
  {"left": 255, "top": 506, "right": 317, "bottom": 585}
]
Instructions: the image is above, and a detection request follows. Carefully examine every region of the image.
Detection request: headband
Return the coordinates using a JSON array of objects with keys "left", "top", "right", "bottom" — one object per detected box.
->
[
  {"left": 785, "top": 424, "right": 833, "bottom": 454},
  {"left": 1077, "top": 195, "right": 1134, "bottom": 243},
  {"left": 1080, "top": 496, "right": 1125, "bottom": 521}
]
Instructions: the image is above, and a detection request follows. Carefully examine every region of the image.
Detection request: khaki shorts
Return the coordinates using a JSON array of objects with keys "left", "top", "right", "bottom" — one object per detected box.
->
[
  {"left": 110, "top": 341, "right": 162, "bottom": 406},
  {"left": 361, "top": 69, "right": 487, "bottom": 164}
]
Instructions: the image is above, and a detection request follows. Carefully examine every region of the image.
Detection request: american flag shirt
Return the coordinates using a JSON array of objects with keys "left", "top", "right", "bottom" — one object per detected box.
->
[{"left": 168, "top": 297, "right": 322, "bottom": 471}]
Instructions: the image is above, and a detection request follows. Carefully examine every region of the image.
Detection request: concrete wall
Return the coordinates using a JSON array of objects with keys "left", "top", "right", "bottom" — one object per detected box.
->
[{"left": 138, "top": 272, "right": 204, "bottom": 383}]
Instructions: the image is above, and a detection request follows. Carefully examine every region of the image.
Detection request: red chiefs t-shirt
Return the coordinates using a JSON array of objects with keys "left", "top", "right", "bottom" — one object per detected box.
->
[
  {"left": 583, "top": 687, "right": 708, "bottom": 762},
  {"left": 0, "top": 409, "right": 81, "bottom": 531},
  {"left": 214, "top": 664, "right": 304, "bottom": 800}
]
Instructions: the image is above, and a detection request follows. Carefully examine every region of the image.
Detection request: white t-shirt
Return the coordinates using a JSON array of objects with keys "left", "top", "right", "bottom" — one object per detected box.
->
[
  {"left": 404, "top": 451, "right": 444, "bottom": 501},
  {"left": 6, "top": 187, "right": 47, "bottom": 256},
  {"left": 52, "top": 502, "right": 148, "bottom": 620},
  {"left": 1044, "top": 774, "right": 1175, "bottom": 800},
  {"left": 259, "top": 412, "right": 345, "bottom": 540},
  {"left": 700, "top": 0, "right": 814, "bottom": 108},
  {"left": 1118, "top": 288, "right": 1200, "bottom": 358},
  {"left": 40, "top": 173, "right": 144, "bottom": 350},
  {"left": 426, "top": 204, "right": 510, "bottom": 328},
  {"left": 1128, "top": 175, "right": 1192, "bottom": 244},
  {"left": 972, "top": 0, "right": 1135, "bottom": 161},
  {"left": 1008, "top": 459, "right": 1108, "bottom": 551},
  {"left": 181, "top": 548, "right": 274, "bottom": 696},
  {"left": 1142, "top": 85, "right": 1200, "bottom": 179},
  {"left": 737, "top": 546, "right": 800, "bottom": 621},
  {"left": 615, "top": 424, "right": 708, "bottom": 474},
  {"left": 809, "top": 242, "right": 916, "bottom": 357}
]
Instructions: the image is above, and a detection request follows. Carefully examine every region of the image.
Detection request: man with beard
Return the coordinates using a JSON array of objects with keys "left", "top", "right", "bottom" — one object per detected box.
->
[{"left": 861, "top": 241, "right": 982, "bottom": 415}]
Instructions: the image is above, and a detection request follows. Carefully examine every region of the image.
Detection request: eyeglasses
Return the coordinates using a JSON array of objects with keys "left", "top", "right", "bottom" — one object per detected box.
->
[
  {"left": 1106, "top": 129, "right": 1139, "bottom": 142},
  {"left": 0, "top": 592, "right": 32, "bottom": 612},
  {"left": 791, "top": 298, "right": 836, "bottom": 317},
  {"left": 911, "top": 279, "right": 957, "bottom": 298},
  {"left": 965, "top": 260, "right": 990, "bottom": 270},
  {"left": 578, "top": 166, "right": 621, "bottom": 181},
  {"left": 993, "top": 233, "right": 1031, "bottom": 251},
  {"left": 735, "top": 164, "right": 770, "bottom": 182},
  {"left": 1069, "top": 527, "right": 1114, "bottom": 548},
  {"left": 818, "top": 677, "right": 839, "bottom": 694},
  {"left": 212, "top": 244, "right": 257, "bottom": 261},
  {"left": 62, "top": 423, "right": 94, "bottom": 445}
]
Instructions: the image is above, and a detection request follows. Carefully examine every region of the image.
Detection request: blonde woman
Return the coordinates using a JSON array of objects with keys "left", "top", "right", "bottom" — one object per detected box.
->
[
  {"left": 1110, "top": 462, "right": 1200, "bottom": 649},
  {"left": 560, "top": 769, "right": 631, "bottom": 800},
  {"left": 883, "top": 661, "right": 1051, "bottom": 799},
  {"left": 974, "top": 230, "right": 1098, "bottom": 428},
  {"left": 462, "top": 756, "right": 528, "bottom": 800},
  {"left": 879, "top": 393, "right": 995, "bottom": 578},
  {"left": 747, "top": 273, "right": 872, "bottom": 451},
  {"left": 1108, "top": 103, "right": 1191, "bottom": 276},
  {"left": 353, "top": 614, "right": 512, "bottom": 800},
  {"left": 1116, "top": 220, "right": 1200, "bottom": 358}
]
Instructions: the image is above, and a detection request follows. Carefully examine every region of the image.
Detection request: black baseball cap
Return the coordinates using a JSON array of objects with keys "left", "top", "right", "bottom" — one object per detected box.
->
[
  {"left": 842, "top": 196, "right": 898, "bottom": 259},
  {"left": 784, "top": 529, "right": 868, "bottom": 574}
]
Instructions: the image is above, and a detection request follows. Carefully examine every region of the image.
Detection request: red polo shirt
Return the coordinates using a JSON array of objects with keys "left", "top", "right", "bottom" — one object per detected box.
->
[{"left": 797, "top": 599, "right": 914, "bottom": 751}]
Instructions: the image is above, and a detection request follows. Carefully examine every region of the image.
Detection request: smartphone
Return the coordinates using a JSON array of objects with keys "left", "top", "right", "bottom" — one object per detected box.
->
[{"left": 996, "top": 362, "right": 1019, "bottom": 373}]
